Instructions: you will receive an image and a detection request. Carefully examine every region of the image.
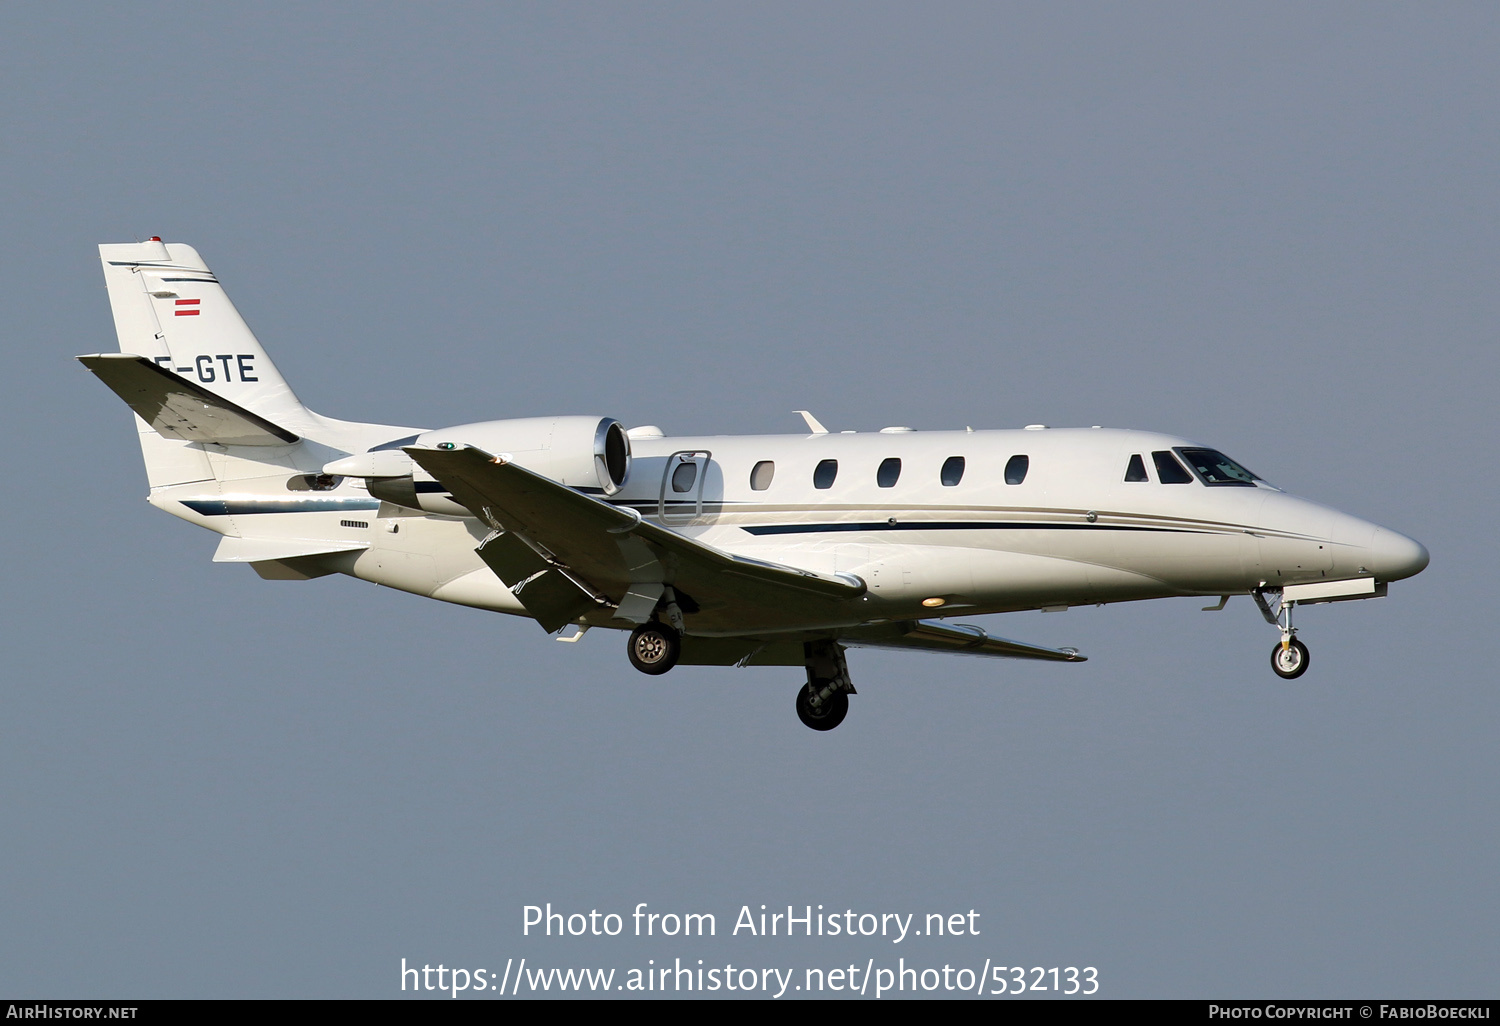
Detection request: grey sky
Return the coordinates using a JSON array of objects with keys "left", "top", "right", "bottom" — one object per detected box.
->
[{"left": 0, "top": 3, "right": 1494, "bottom": 997}]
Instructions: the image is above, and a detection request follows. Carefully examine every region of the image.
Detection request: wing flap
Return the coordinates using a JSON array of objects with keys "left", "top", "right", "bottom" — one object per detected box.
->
[
  {"left": 844, "top": 619, "right": 1087, "bottom": 662},
  {"left": 474, "top": 531, "right": 600, "bottom": 632},
  {"left": 506, "top": 568, "right": 602, "bottom": 633},
  {"left": 474, "top": 529, "right": 551, "bottom": 585},
  {"left": 676, "top": 637, "right": 806, "bottom": 666},
  {"left": 78, "top": 353, "right": 299, "bottom": 445}
]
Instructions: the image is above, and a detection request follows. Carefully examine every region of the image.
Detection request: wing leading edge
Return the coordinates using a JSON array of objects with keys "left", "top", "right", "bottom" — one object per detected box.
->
[{"left": 842, "top": 619, "right": 1087, "bottom": 662}]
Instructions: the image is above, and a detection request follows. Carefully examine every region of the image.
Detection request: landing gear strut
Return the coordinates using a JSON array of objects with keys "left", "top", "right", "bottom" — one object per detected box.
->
[
  {"left": 796, "top": 640, "right": 855, "bottom": 731},
  {"left": 627, "top": 621, "right": 680, "bottom": 675},
  {"left": 1254, "top": 588, "right": 1311, "bottom": 680}
]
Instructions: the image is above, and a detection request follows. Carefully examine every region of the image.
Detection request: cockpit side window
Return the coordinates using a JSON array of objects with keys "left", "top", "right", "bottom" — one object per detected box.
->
[
  {"left": 1175, "top": 447, "right": 1260, "bottom": 486},
  {"left": 1124, "top": 454, "right": 1148, "bottom": 482},
  {"left": 1152, "top": 450, "right": 1194, "bottom": 484}
]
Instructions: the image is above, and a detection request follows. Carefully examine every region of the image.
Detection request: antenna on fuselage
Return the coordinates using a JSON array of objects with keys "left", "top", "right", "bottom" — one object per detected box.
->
[{"left": 794, "top": 410, "right": 830, "bottom": 434}]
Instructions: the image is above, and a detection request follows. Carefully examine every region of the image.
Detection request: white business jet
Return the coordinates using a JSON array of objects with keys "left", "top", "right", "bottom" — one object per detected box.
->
[{"left": 80, "top": 240, "right": 1429, "bottom": 730}]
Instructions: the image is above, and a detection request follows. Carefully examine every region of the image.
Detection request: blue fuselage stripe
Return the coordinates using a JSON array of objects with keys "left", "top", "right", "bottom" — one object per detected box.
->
[
  {"left": 182, "top": 499, "right": 383, "bottom": 516},
  {"left": 741, "top": 521, "right": 1199, "bottom": 536}
]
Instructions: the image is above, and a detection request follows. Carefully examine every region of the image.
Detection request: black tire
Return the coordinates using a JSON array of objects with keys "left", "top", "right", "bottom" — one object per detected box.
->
[
  {"left": 627, "top": 622, "right": 680, "bottom": 675},
  {"left": 1270, "top": 638, "right": 1310, "bottom": 679},
  {"left": 796, "top": 683, "right": 849, "bottom": 731}
]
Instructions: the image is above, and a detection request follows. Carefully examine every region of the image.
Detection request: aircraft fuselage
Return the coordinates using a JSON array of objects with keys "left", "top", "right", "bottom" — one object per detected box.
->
[{"left": 336, "top": 424, "right": 1425, "bottom": 634}]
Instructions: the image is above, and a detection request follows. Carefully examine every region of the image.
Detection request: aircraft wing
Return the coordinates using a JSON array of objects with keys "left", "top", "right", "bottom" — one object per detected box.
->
[
  {"left": 842, "top": 619, "right": 1087, "bottom": 662},
  {"left": 405, "top": 445, "right": 866, "bottom": 632},
  {"left": 78, "top": 353, "right": 298, "bottom": 445}
]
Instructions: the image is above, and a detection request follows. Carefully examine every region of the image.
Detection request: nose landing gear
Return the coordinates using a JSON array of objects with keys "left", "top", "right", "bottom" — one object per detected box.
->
[{"left": 1254, "top": 588, "right": 1311, "bottom": 680}]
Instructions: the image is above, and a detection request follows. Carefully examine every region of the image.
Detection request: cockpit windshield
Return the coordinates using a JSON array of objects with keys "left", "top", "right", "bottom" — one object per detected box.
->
[{"left": 1175, "top": 447, "right": 1261, "bottom": 486}]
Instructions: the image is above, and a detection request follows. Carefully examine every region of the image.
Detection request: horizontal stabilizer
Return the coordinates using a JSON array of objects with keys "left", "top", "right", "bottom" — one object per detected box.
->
[
  {"left": 78, "top": 353, "right": 299, "bottom": 446},
  {"left": 845, "top": 619, "right": 1086, "bottom": 662},
  {"left": 213, "top": 536, "right": 367, "bottom": 563}
]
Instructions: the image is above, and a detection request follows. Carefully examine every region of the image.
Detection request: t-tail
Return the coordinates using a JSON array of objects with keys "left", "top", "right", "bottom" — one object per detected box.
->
[{"left": 79, "top": 239, "right": 420, "bottom": 576}]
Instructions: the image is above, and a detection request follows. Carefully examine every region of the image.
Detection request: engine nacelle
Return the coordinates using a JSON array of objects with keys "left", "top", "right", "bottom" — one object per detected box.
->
[{"left": 324, "top": 416, "right": 631, "bottom": 517}]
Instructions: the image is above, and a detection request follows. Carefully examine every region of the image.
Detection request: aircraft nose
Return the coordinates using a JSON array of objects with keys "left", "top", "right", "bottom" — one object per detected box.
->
[{"left": 1368, "top": 527, "right": 1429, "bottom": 581}]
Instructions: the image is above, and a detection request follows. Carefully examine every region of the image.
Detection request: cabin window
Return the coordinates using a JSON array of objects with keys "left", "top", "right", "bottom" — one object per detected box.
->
[
  {"left": 750, "top": 460, "right": 775, "bottom": 490},
  {"left": 1124, "top": 454, "right": 1148, "bottom": 482},
  {"left": 813, "top": 459, "right": 838, "bottom": 489},
  {"left": 1152, "top": 450, "right": 1194, "bottom": 484},
  {"left": 1004, "top": 454, "right": 1029, "bottom": 485},
  {"left": 941, "top": 455, "right": 965, "bottom": 487},
  {"left": 671, "top": 461, "right": 698, "bottom": 493},
  {"left": 877, "top": 458, "right": 901, "bottom": 488},
  {"left": 1176, "top": 447, "right": 1259, "bottom": 486}
]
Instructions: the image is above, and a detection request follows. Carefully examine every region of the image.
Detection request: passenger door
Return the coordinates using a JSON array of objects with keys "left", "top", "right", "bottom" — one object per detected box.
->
[{"left": 659, "top": 451, "right": 710, "bottom": 525}]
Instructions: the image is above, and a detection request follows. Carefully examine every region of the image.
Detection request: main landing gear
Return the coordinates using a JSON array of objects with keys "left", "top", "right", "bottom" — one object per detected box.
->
[
  {"left": 796, "top": 640, "right": 855, "bottom": 731},
  {"left": 622, "top": 626, "right": 857, "bottom": 731},
  {"left": 796, "top": 685, "right": 848, "bottom": 731},
  {"left": 1254, "top": 588, "right": 1311, "bottom": 680},
  {"left": 627, "top": 621, "right": 680, "bottom": 675}
]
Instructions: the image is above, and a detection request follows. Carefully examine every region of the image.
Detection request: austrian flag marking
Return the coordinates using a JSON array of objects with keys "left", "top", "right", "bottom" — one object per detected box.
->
[{"left": 174, "top": 299, "right": 200, "bottom": 317}]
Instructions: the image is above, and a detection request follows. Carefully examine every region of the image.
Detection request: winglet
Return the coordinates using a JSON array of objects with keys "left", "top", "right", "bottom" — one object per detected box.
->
[{"left": 795, "top": 410, "right": 829, "bottom": 434}]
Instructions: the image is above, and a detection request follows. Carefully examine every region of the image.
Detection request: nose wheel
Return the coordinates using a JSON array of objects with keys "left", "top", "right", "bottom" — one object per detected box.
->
[
  {"left": 1254, "top": 588, "right": 1312, "bottom": 680},
  {"left": 1270, "top": 637, "right": 1310, "bottom": 679}
]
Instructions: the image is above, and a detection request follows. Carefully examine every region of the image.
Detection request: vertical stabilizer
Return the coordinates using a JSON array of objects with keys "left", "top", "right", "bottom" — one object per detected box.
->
[
  {"left": 89, "top": 241, "right": 421, "bottom": 546},
  {"left": 98, "top": 240, "right": 306, "bottom": 427}
]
